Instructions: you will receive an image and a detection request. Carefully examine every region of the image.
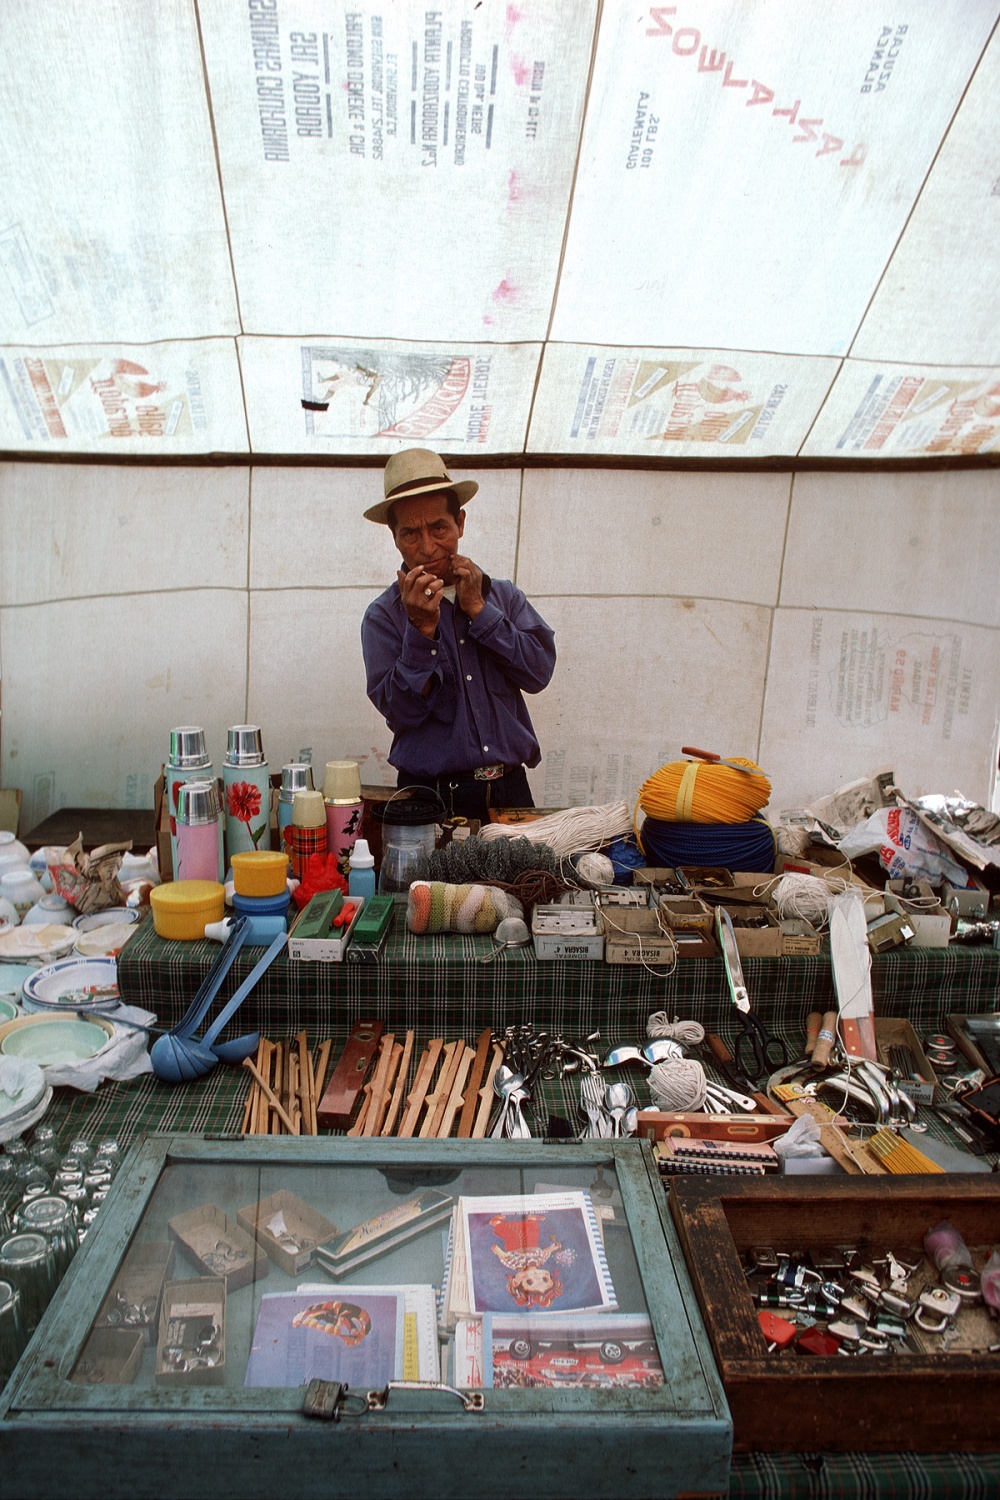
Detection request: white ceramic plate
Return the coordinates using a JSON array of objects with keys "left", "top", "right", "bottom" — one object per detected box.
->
[
  {"left": 21, "top": 956, "right": 119, "bottom": 1013},
  {"left": 0, "top": 1013, "right": 115, "bottom": 1066},
  {"left": 72, "top": 907, "right": 141, "bottom": 932}
]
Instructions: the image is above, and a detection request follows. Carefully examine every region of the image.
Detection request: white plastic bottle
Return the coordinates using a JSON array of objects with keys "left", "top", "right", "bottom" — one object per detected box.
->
[{"left": 347, "top": 839, "right": 376, "bottom": 901}]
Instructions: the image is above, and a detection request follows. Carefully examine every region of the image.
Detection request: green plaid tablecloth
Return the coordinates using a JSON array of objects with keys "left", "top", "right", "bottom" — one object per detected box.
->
[{"left": 118, "top": 912, "right": 1000, "bottom": 1040}]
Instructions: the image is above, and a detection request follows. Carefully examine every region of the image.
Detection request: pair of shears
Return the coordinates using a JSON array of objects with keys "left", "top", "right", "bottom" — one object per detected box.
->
[{"left": 715, "top": 907, "right": 788, "bottom": 1082}]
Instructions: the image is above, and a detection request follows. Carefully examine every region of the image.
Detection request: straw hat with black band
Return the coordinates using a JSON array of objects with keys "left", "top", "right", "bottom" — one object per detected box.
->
[{"left": 364, "top": 448, "right": 479, "bottom": 526}]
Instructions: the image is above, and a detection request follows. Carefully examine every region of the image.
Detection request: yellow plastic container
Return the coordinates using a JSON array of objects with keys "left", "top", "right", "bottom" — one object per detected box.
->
[
  {"left": 230, "top": 850, "right": 290, "bottom": 898},
  {"left": 150, "top": 880, "right": 225, "bottom": 941}
]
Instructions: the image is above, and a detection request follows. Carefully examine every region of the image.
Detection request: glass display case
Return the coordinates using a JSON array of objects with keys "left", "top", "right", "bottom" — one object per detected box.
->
[{"left": 0, "top": 1135, "right": 731, "bottom": 1499}]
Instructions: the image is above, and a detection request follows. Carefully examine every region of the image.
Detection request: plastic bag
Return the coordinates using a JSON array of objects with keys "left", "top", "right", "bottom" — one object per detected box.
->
[{"left": 838, "top": 806, "right": 968, "bottom": 886}]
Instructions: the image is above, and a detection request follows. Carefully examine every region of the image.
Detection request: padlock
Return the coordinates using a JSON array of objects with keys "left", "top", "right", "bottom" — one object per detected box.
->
[{"left": 914, "top": 1285, "right": 962, "bottom": 1332}]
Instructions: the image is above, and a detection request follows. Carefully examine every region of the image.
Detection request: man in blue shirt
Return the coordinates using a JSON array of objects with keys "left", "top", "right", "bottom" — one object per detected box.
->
[{"left": 361, "top": 448, "right": 556, "bottom": 821}]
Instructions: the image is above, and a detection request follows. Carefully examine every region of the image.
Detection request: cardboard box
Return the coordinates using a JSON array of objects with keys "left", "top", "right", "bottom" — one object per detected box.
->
[
  {"left": 885, "top": 880, "right": 951, "bottom": 947},
  {"left": 595, "top": 886, "right": 651, "bottom": 908},
  {"left": 237, "top": 1190, "right": 340, "bottom": 1276},
  {"left": 729, "top": 871, "right": 778, "bottom": 892},
  {"left": 874, "top": 1015, "right": 939, "bottom": 1104},
  {"left": 779, "top": 918, "right": 823, "bottom": 956},
  {"left": 167, "top": 1202, "right": 269, "bottom": 1291},
  {"left": 74, "top": 1327, "right": 144, "bottom": 1385},
  {"left": 670, "top": 927, "right": 716, "bottom": 959},
  {"left": 601, "top": 907, "right": 677, "bottom": 966},
  {"left": 720, "top": 902, "right": 782, "bottom": 959},
  {"left": 531, "top": 902, "right": 604, "bottom": 960},
  {"left": 155, "top": 1278, "right": 226, "bottom": 1387},
  {"left": 288, "top": 894, "right": 366, "bottom": 962},
  {"left": 941, "top": 876, "right": 990, "bottom": 919},
  {"left": 678, "top": 866, "right": 735, "bottom": 891},
  {"left": 632, "top": 867, "right": 684, "bottom": 892},
  {"left": 94, "top": 1238, "right": 175, "bottom": 1345},
  {"left": 866, "top": 910, "right": 913, "bottom": 952},
  {"left": 657, "top": 894, "right": 714, "bottom": 935}
]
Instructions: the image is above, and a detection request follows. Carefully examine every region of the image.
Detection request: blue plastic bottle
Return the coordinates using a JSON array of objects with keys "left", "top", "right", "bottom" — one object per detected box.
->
[{"left": 348, "top": 839, "right": 376, "bottom": 901}]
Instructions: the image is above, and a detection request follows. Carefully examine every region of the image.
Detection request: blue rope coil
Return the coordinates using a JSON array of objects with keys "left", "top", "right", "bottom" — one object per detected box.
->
[{"left": 638, "top": 815, "right": 776, "bottom": 873}]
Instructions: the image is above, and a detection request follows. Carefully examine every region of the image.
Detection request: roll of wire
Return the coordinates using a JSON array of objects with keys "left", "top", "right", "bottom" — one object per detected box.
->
[{"left": 636, "top": 749, "right": 770, "bottom": 829}]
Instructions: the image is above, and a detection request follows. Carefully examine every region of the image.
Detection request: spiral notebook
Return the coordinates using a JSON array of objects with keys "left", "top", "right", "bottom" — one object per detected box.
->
[{"left": 456, "top": 1190, "right": 617, "bottom": 1318}]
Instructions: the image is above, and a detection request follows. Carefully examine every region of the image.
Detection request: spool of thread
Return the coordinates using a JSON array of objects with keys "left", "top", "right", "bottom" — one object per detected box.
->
[
  {"left": 637, "top": 755, "right": 770, "bottom": 825},
  {"left": 811, "top": 1011, "right": 839, "bottom": 1069},
  {"left": 289, "top": 789, "right": 327, "bottom": 879}
]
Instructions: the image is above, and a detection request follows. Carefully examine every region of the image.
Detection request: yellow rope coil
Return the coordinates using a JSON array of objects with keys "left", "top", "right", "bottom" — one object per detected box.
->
[{"left": 636, "top": 756, "right": 771, "bottom": 826}]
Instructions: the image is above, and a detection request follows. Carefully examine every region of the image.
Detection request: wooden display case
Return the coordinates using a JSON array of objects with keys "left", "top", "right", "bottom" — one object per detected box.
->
[
  {"left": 1, "top": 1135, "right": 732, "bottom": 1500},
  {"left": 668, "top": 1174, "right": 1000, "bottom": 1453}
]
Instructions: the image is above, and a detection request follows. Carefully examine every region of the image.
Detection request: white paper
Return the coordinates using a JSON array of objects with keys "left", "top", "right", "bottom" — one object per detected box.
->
[
  {"left": 528, "top": 344, "right": 838, "bottom": 455},
  {"left": 552, "top": 1, "right": 995, "bottom": 355},
  {"left": 0, "top": 0, "right": 237, "bottom": 343},
  {"left": 199, "top": 0, "right": 595, "bottom": 339},
  {"left": 852, "top": 27, "right": 1000, "bottom": 366},
  {"left": 758, "top": 608, "right": 1000, "bottom": 811},
  {"left": 239, "top": 336, "right": 539, "bottom": 453},
  {"left": 803, "top": 360, "right": 1000, "bottom": 457},
  {"left": 517, "top": 466, "right": 789, "bottom": 605},
  {"left": 0, "top": 341, "right": 247, "bottom": 455}
]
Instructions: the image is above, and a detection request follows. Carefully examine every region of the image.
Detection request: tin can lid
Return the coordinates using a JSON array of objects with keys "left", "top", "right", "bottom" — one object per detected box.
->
[
  {"left": 225, "top": 724, "right": 265, "bottom": 767},
  {"left": 168, "top": 726, "right": 210, "bottom": 768},
  {"left": 280, "top": 763, "right": 315, "bottom": 799},
  {"left": 176, "top": 779, "right": 221, "bottom": 825}
]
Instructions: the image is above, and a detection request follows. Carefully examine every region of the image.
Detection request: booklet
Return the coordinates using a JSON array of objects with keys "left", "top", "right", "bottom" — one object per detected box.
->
[
  {"left": 244, "top": 1287, "right": 405, "bottom": 1388},
  {"left": 456, "top": 1191, "right": 617, "bottom": 1318},
  {"left": 483, "top": 1313, "right": 663, "bottom": 1390}
]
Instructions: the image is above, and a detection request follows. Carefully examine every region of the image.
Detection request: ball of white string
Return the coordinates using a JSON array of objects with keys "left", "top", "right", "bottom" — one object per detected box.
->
[
  {"left": 769, "top": 873, "right": 850, "bottom": 930},
  {"left": 646, "top": 1013, "right": 706, "bottom": 1046},
  {"left": 648, "top": 1058, "right": 708, "bottom": 1111}
]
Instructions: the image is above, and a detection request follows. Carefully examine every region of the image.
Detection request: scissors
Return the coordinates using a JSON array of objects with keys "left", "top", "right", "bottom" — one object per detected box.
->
[{"left": 715, "top": 907, "right": 788, "bottom": 1082}]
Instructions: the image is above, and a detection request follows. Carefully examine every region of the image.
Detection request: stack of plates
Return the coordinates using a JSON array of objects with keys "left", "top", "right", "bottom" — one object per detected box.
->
[
  {"left": 0, "top": 1053, "right": 51, "bottom": 1143},
  {"left": 21, "top": 956, "right": 120, "bottom": 1015}
]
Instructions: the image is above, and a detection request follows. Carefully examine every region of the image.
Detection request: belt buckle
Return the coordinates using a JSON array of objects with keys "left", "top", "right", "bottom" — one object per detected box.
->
[{"left": 474, "top": 764, "right": 504, "bottom": 782}]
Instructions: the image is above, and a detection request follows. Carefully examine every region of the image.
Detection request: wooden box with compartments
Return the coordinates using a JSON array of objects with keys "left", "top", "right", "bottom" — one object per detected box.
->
[{"left": 668, "top": 1173, "right": 1000, "bottom": 1452}]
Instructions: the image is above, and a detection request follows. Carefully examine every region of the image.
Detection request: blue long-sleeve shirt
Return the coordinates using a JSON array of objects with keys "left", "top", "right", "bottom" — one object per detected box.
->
[{"left": 361, "top": 575, "right": 556, "bottom": 776}]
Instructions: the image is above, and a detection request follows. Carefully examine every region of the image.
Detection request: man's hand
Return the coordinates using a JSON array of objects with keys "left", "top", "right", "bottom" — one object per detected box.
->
[
  {"left": 451, "top": 554, "right": 485, "bottom": 618},
  {"left": 398, "top": 566, "right": 444, "bottom": 638}
]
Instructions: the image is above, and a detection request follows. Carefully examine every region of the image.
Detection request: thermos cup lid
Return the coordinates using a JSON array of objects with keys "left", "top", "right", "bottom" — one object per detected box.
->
[
  {"left": 322, "top": 760, "right": 362, "bottom": 803},
  {"left": 279, "top": 763, "right": 315, "bottom": 800},
  {"left": 176, "top": 779, "right": 221, "bottom": 824},
  {"left": 225, "top": 724, "right": 265, "bottom": 767},
  {"left": 291, "top": 789, "right": 326, "bottom": 828},
  {"left": 168, "top": 726, "right": 210, "bottom": 768}
]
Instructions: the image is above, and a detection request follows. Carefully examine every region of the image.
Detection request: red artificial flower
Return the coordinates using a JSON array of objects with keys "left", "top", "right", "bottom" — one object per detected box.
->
[{"left": 226, "top": 780, "right": 262, "bottom": 824}]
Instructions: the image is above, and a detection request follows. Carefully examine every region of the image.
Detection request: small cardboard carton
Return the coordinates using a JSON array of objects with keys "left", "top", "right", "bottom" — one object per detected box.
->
[
  {"left": 237, "top": 1190, "right": 340, "bottom": 1276},
  {"left": 658, "top": 894, "right": 714, "bottom": 935},
  {"left": 167, "top": 1202, "right": 269, "bottom": 1292},
  {"left": 95, "top": 1237, "right": 175, "bottom": 1345},
  {"left": 601, "top": 907, "right": 677, "bottom": 966},
  {"left": 670, "top": 927, "right": 716, "bottom": 959},
  {"left": 155, "top": 1278, "right": 226, "bottom": 1386},
  {"left": 941, "top": 876, "right": 990, "bottom": 920},
  {"left": 596, "top": 886, "right": 652, "bottom": 908},
  {"left": 885, "top": 880, "right": 951, "bottom": 948},
  {"left": 532, "top": 902, "right": 604, "bottom": 960},
  {"left": 779, "top": 918, "right": 823, "bottom": 957},
  {"left": 73, "top": 1327, "right": 143, "bottom": 1385},
  {"left": 720, "top": 901, "right": 783, "bottom": 959},
  {"left": 288, "top": 893, "right": 366, "bottom": 962},
  {"left": 874, "top": 1015, "right": 938, "bottom": 1104}
]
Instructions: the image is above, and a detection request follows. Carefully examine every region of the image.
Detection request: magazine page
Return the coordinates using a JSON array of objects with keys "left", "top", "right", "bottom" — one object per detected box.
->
[
  {"left": 484, "top": 1313, "right": 663, "bottom": 1391},
  {"left": 458, "top": 1191, "right": 616, "bottom": 1317},
  {"left": 301, "top": 1282, "right": 439, "bottom": 1381},
  {"left": 244, "top": 1287, "right": 404, "bottom": 1387}
]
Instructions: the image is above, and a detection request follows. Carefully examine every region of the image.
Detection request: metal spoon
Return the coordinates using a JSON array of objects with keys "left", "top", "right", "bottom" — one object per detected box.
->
[
  {"left": 604, "top": 1080, "right": 634, "bottom": 1137},
  {"left": 490, "top": 1065, "right": 525, "bottom": 1138}
]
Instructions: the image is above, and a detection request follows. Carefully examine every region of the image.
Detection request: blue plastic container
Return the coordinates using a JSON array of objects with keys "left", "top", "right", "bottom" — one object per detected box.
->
[{"left": 231, "top": 890, "right": 290, "bottom": 945}]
